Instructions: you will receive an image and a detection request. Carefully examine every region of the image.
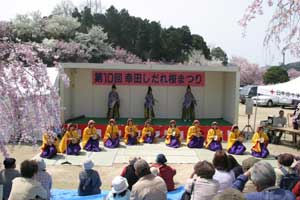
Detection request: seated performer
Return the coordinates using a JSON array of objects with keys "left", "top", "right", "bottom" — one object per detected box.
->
[
  {"left": 227, "top": 125, "right": 246, "bottom": 155},
  {"left": 251, "top": 126, "right": 269, "bottom": 158},
  {"left": 205, "top": 122, "right": 223, "bottom": 151},
  {"left": 59, "top": 123, "right": 81, "bottom": 155},
  {"left": 81, "top": 120, "right": 101, "bottom": 152},
  {"left": 40, "top": 130, "right": 59, "bottom": 159},
  {"left": 139, "top": 120, "right": 155, "bottom": 144},
  {"left": 165, "top": 120, "right": 181, "bottom": 148},
  {"left": 187, "top": 120, "right": 204, "bottom": 148},
  {"left": 124, "top": 119, "right": 139, "bottom": 145},
  {"left": 104, "top": 119, "right": 120, "bottom": 148}
]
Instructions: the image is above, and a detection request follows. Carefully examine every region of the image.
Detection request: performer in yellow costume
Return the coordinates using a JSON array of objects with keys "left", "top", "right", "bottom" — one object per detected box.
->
[
  {"left": 205, "top": 121, "right": 223, "bottom": 151},
  {"left": 59, "top": 123, "right": 81, "bottom": 155},
  {"left": 186, "top": 120, "right": 204, "bottom": 148},
  {"left": 251, "top": 126, "right": 269, "bottom": 158},
  {"left": 40, "top": 130, "right": 59, "bottom": 159},
  {"left": 165, "top": 120, "right": 181, "bottom": 148},
  {"left": 124, "top": 119, "right": 139, "bottom": 145},
  {"left": 104, "top": 119, "right": 120, "bottom": 148},
  {"left": 81, "top": 120, "right": 100, "bottom": 152},
  {"left": 139, "top": 120, "right": 155, "bottom": 144},
  {"left": 227, "top": 125, "right": 246, "bottom": 155}
]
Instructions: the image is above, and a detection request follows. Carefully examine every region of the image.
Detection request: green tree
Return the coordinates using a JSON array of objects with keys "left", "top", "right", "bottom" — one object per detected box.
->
[
  {"left": 263, "top": 66, "right": 289, "bottom": 84},
  {"left": 191, "top": 34, "right": 210, "bottom": 60},
  {"left": 211, "top": 47, "right": 228, "bottom": 66}
]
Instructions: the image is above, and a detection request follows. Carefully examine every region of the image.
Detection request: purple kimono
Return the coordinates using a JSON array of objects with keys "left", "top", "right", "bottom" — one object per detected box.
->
[
  {"left": 251, "top": 143, "right": 269, "bottom": 158},
  {"left": 66, "top": 143, "right": 81, "bottom": 155},
  {"left": 40, "top": 145, "right": 57, "bottom": 159},
  {"left": 84, "top": 138, "right": 101, "bottom": 152},
  {"left": 187, "top": 136, "right": 204, "bottom": 148},
  {"left": 182, "top": 92, "right": 196, "bottom": 120},
  {"left": 104, "top": 138, "right": 120, "bottom": 148},
  {"left": 228, "top": 141, "right": 246, "bottom": 155}
]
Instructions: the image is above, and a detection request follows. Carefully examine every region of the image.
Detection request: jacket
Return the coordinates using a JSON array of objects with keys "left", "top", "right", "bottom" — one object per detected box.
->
[
  {"left": 78, "top": 169, "right": 101, "bottom": 196},
  {"left": 0, "top": 169, "right": 20, "bottom": 200},
  {"left": 151, "top": 163, "right": 176, "bottom": 191},
  {"left": 185, "top": 176, "right": 219, "bottom": 200},
  {"left": 120, "top": 165, "right": 139, "bottom": 191}
]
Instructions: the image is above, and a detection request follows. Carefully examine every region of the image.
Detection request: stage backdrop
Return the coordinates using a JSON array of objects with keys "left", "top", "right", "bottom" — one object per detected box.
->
[{"left": 60, "top": 63, "right": 239, "bottom": 124}]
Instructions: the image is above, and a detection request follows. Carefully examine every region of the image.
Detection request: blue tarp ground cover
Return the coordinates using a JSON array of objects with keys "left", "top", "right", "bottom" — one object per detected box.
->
[{"left": 51, "top": 186, "right": 185, "bottom": 200}]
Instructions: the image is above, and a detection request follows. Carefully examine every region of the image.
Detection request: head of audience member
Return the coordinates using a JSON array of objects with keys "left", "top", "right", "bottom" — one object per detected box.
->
[
  {"left": 156, "top": 154, "right": 167, "bottom": 165},
  {"left": 134, "top": 159, "right": 151, "bottom": 178},
  {"left": 212, "top": 121, "right": 218, "bottom": 129},
  {"left": 194, "top": 160, "right": 215, "bottom": 179},
  {"left": 231, "top": 125, "right": 239, "bottom": 133},
  {"left": 150, "top": 167, "right": 159, "bottom": 176},
  {"left": 213, "top": 188, "right": 246, "bottom": 200},
  {"left": 111, "top": 176, "right": 129, "bottom": 198},
  {"left": 277, "top": 153, "right": 294, "bottom": 167},
  {"left": 128, "top": 157, "right": 138, "bottom": 166},
  {"left": 83, "top": 159, "right": 94, "bottom": 171},
  {"left": 213, "top": 150, "right": 229, "bottom": 171},
  {"left": 88, "top": 120, "right": 95, "bottom": 128},
  {"left": 256, "top": 126, "right": 264, "bottom": 133},
  {"left": 227, "top": 155, "right": 241, "bottom": 171},
  {"left": 251, "top": 161, "right": 276, "bottom": 192},
  {"left": 36, "top": 158, "right": 46, "bottom": 172},
  {"left": 127, "top": 119, "right": 133, "bottom": 126},
  {"left": 193, "top": 120, "right": 200, "bottom": 127},
  {"left": 294, "top": 162, "right": 300, "bottom": 176},
  {"left": 20, "top": 160, "right": 38, "bottom": 179},
  {"left": 242, "top": 157, "right": 259, "bottom": 172},
  {"left": 3, "top": 158, "right": 16, "bottom": 169},
  {"left": 279, "top": 110, "right": 285, "bottom": 118}
]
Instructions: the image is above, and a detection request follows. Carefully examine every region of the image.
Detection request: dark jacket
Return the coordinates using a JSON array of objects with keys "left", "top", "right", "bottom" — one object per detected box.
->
[
  {"left": 121, "top": 165, "right": 139, "bottom": 191},
  {"left": 0, "top": 169, "right": 20, "bottom": 200},
  {"left": 78, "top": 169, "right": 101, "bottom": 196}
]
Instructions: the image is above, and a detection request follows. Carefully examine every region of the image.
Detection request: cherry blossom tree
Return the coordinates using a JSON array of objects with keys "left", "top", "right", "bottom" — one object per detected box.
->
[
  {"left": 104, "top": 47, "right": 142, "bottom": 64},
  {"left": 288, "top": 68, "right": 300, "bottom": 79}
]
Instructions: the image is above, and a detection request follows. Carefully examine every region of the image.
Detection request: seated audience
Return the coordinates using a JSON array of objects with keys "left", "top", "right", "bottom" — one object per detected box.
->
[
  {"left": 130, "top": 159, "right": 167, "bottom": 200},
  {"left": 269, "top": 110, "right": 287, "bottom": 144},
  {"left": 40, "top": 131, "right": 59, "bottom": 159},
  {"left": 59, "top": 123, "right": 81, "bottom": 155},
  {"left": 81, "top": 120, "right": 101, "bottom": 152},
  {"left": 8, "top": 160, "right": 47, "bottom": 200},
  {"left": 120, "top": 157, "right": 139, "bottom": 191},
  {"left": 232, "top": 161, "right": 296, "bottom": 200},
  {"left": 228, "top": 155, "right": 243, "bottom": 179},
  {"left": 212, "top": 150, "right": 235, "bottom": 193},
  {"left": 150, "top": 167, "right": 159, "bottom": 176},
  {"left": 104, "top": 119, "right": 120, "bottom": 148},
  {"left": 35, "top": 158, "right": 52, "bottom": 200},
  {"left": 124, "top": 119, "right": 139, "bottom": 145},
  {"left": 275, "top": 153, "right": 297, "bottom": 188},
  {"left": 151, "top": 154, "right": 176, "bottom": 191},
  {"left": 184, "top": 160, "right": 219, "bottom": 200},
  {"left": 205, "top": 122, "right": 223, "bottom": 151},
  {"left": 238, "top": 157, "right": 259, "bottom": 194},
  {"left": 0, "top": 158, "right": 20, "bottom": 200},
  {"left": 227, "top": 125, "right": 246, "bottom": 155},
  {"left": 165, "top": 120, "right": 181, "bottom": 148},
  {"left": 186, "top": 120, "right": 204, "bottom": 148},
  {"left": 292, "top": 163, "right": 300, "bottom": 199},
  {"left": 251, "top": 126, "right": 269, "bottom": 158},
  {"left": 78, "top": 159, "right": 101, "bottom": 196},
  {"left": 139, "top": 120, "right": 155, "bottom": 144},
  {"left": 213, "top": 188, "right": 246, "bottom": 200},
  {"left": 106, "top": 176, "right": 130, "bottom": 200}
]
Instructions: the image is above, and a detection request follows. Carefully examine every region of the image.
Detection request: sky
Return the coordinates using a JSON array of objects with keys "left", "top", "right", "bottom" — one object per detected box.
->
[{"left": 0, "top": 0, "right": 298, "bottom": 66}]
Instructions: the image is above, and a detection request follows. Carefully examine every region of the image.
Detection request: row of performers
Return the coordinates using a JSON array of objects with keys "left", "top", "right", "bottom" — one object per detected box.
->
[
  {"left": 40, "top": 119, "right": 270, "bottom": 159},
  {"left": 107, "top": 84, "right": 197, "bottom": 121}
]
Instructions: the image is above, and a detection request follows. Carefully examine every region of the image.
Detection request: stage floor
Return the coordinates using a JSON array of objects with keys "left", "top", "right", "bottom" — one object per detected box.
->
[{"left": 33, "top": 139, "right": 278, "bottom": 167}]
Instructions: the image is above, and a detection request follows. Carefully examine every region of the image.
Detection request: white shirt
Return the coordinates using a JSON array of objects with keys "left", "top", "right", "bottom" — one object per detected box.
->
[{"left": 213, "top": 170, "right": 235, "bottom": 193}]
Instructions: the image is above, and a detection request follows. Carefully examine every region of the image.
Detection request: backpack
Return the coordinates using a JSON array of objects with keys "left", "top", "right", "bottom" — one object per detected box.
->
[{"left": 279, "top": 167, "right": 299, "bottom": 191}]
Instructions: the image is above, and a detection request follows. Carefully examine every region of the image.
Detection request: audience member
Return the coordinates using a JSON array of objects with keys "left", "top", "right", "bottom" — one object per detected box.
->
[
  {"left": 106, "top": 176, "right": 130, "bottom": 200},
  {"left": 227, "top": 155, "right": 243, "bottom": 179},
  {"left": 151, "top": 154, "right": 176, "bottom": 191},
  {"left": 150, "top": 167, "right": 159, "bottom": 176},
  {"left": 213, "top": 188, "right": 246, "bottom": 200},
  {"left": 120, "top": 157, "right": 139, "bottom": 191},
  {"left": 184, "top": 160, "right": 219, "bottom": 200},
  {"left": 275, "top": 153, "right": 297, "bottom": 188},
  {"left": 292, "top": 161, "right": 300, "bottom": 200},
  {"left": 232, "top": 161, "right": 296, "bottom": 200},
  {"left": 212, "top": 150, "right": 235, "bottom": 193},
  {"left": 78, "top": 159, "right": 101, "bottom": 196},
  {"left": 130, "top": 159, "right": 167, "bottom": 200},
  {"left": 35, "top": 158, "right": 52, "bottom": 200},
  {"left": 239, "top": 157, "right": 259, "bottom": 193},
  {"left": 8, "top": 160, "right": 47, "bottom": 200},
  {"left": 0, "top": 158, "right": 20, "bottom": 200}
]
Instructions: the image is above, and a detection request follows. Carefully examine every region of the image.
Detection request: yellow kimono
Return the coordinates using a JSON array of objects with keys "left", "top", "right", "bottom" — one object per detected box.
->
[
  {"left": 251, "top": 132, "right": 269, "bottom": 152},
  {"left": 205, "top": 128, "right": 223, "bottom": 148},
  {"left": 165, "top": 127, "right": 181, "bottom": 145},
  {"left": 227, "top": 131, "right": 243, "bottom": 150},
  {"left": 103, "top": 125, "right": 119, "bottom": 143},
  {"left": 124, "top": 125, "right": 138, "bottom": 144},
  {"left": 81, "top": 127, "right": 98, "bottom": 148},
  {"left": 186, "top": 126, "right": 202, "bottom": 145},
  {"left": 41, "top": 133, "right": 59, "bottom": 152},
  {"left": 139, "top": 127, "right": 154, "bottom": 143},
  {"left": 59, "top": 130, "right": 80, "bottom": 153}
]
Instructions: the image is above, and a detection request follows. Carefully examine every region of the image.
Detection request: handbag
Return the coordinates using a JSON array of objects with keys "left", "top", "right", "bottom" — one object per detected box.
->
[{"left": 180, "top": 179, "right": 196, "bottom": 200}]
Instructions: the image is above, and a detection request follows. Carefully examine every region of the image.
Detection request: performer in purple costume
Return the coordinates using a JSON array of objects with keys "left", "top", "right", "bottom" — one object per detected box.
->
[
  {"left": 182, "top": 85, "right": 197, "bottom": 122},
  {"left": 144, "top": 86, "right": 155, "bottom": 120},
  {"left": 107, "top": 84, "right": 120, "bottom": 119},
  {"left": 227, "top": 125, "right": 246, "bottom": 155}
]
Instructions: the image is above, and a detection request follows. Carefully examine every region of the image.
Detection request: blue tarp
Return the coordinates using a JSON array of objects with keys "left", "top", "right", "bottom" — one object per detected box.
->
[{"left": 51, "top": 186, "right": 185, "bottom": 200}]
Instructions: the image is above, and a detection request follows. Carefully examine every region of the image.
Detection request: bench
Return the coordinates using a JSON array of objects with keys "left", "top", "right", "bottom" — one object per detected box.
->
[{"left": 270, "top": 127, "right": 300, "bottom": 148}]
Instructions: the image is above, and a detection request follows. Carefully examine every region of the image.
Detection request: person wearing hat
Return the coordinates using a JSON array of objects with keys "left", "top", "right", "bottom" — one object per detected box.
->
[
  {"left": 182, "top": 85, "right": 197, "bottom": 122},
  {"left": 187, "top": 120, "right": 204, "bottom": 148},
  {"left": 290, "top": 103, "right": 300, "bottom": 130},
  {"left": 78, "top": 159, "right": 101, "bottom": 196},
  {"left": 107, "top": 84, "right": 120, "bottom": 120},
  {"left": 124, "top": 119, "right": 139, "bottom": 145},
  {"left": 139, "top": 120, "right": 155, "bottom": 144},
  {"left": 59, "top": 123, "right": 81, "bottom": 155},
  {"left": 0, "top": 158, "right": 20, "bottom": 200},
  {"left": 106, "top": 176, "right": 130, "bottom": 200},
  {"left": 205, "top": 122, "right": 223, "bottom": 151},
  {"left": 151, "top": 154, "right": 176, "bottom": 191},
  {"left": 227, "top": 125, "right": 246, "bottom": 155},
  {"left": 81, "top": 120, "right": 101, "bottom": 152},
  {"left": 144, "top": 86, "right": 155, "bottom": 120},
  {"left": 251, "top": 126, "right": 269, "bottom": 158},
  {"left": 165, "top": 120, "right": 181, "bottom": 148},
  {"left": 40, "top": 130, "right": 59, "bottom": 159},
  {"left": 104, "top": 119, "right": 120, "bottom": 148},
  {"left": 34, "top": 158, "right": 52, "bottom": 200}
]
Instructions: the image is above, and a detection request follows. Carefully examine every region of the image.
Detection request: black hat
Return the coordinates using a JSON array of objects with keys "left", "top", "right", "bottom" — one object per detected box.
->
[
  {"left": 148, "top": 86, "right": 152, "bottom": 92},
  {"left": 112, "top": 84, "right": 116, "bottom": 89},
  {"left": 4, "top": 158, "right": 16, "bottom": 168},
  {"left": 156, "top": 154, "right": 167, "bottom": 164}
]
